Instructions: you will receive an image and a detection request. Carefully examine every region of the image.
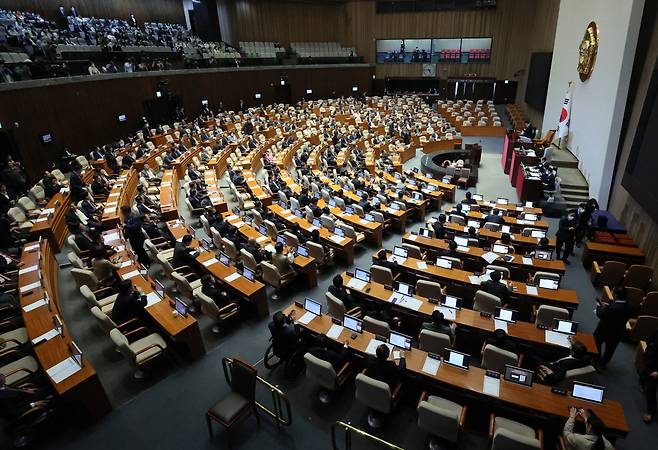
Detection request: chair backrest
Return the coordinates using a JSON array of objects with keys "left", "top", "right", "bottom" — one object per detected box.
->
[
  {"left": 230, "top": 358, "right": 258, "bottom": 402},
  {"left": 533, "top": 271, "right": 561, "bottom": 287},
  {"left": 17, "top": 196, "right": 37, "bottom": 212},
  {"left": 630, "top": 316, "right": 658, "bottom": 341},
  {"left": 363, "top": 315, "right": 390, "bottom": 338},
  {"left": 416, "top": 280, "right": 443, "bottom": 300},
  {"left": 492, "top": 428, "right": 541, "bottom": 450},
  {"left": 157, "top": 252, "right": 175, "bottom": 277},
  {"left": 200, "top": 215, "right": 211, "bottom": 236},
  {"left": 240, "top": 249, "right": 259, "bottom": 271},
  {"left": 307, "top": 241, "right": 326, "bottom": 263},
  {"left": 355, "top": 373, "right": 391, "bottom": 413},
  {"left": 67, "top": 252, "right": 86, "bottom": 269},
  {"left": 558, "top": 365, "right": 596, "bottom": 389},
  {"left": 534, "top": 305, "right": 569, "bottom": 327},
  {"left": 402, "top": 243, "right": 423, "bottom": 259},
  {"left": 484, "top": 222, "right": 501, "bottom": 232},
  {"left": 90, "top": 305, "right": 117, "bottom": 334},
  {"left": 71, "top": 268, "right": 98, "bottom": 290},
  {"left": 80, "top": 285, "right": 101, "bottom": 309},
  {"left": 419, "top": 329, "right": 451, "bottom": 354},
  {"left": 326, "top": 291, "right": 347, "bottom": 320},
  {"left": 67, "top": 235, "right": 83, "bottom": 255},
  {"left": 284, "top": 231, "right": 300, "bottom": 248},
  {"left": 371, "top": 265, "right": 393, "bottom": 286},
  {"left": 473, "top": 290, "right": 501, "bottom": 314},
  {"left": 261, "top": 261, "right": 281, "bottom": 288},
  {"left": 641, "top": 291, "right": 658, "bottom": 316},
  {"left": 598, "top": 259, "right": 627, "bottom": 285},
  {"left": 221, "top": 237, "right": 239, "bottom": 260},
  {"left": 8, "top": 207, "right": 27, "bottom": 223},
  {"left": 449, "top": 214, "right": 465, "bottom": 225},
  {"left": 195, "top": 288, "right": 221, "bottom": 320},
  {"left": 304, "top": 353, "right": 337, "bottom": 390},
  {"left": 418, "top": 398, "right": 460, "bottom": 443},
  {"left": 486, "top": 265, "right": 510, "bottom": 279},
  {"left": 264, "top": 220, "right": 279, "bottom": 239},
  {"left": 109, "top": 328, "right": 134, "bottom": 362},
  {"left": 172, "top": 271, "right": 194, "bottom": 298},
  {"left": 320, "top": 215, "right": 336, "bottom": 231},
  {"left": 252, "top": 209, "right": 264, "bottom": 227},
  {"left": 482, "top": 344, "right": 518, "bottom": 373},
  {"left": 211, "top": 228, "right": 223, "bottom": 250},
  {"left": 625, "top": 265, "right": 653, "bottom": 289}
]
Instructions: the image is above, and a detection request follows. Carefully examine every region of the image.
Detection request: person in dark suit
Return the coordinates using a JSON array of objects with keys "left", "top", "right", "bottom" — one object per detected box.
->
[
  {"left": 556, "top": 210, "right": 577, "bottom": 264},
  {"left": 480, "top": 270, "right": 510, "bottom": 303},
  {"left": 308, "top": 335, "right": 350, "bottom": 370},
  {"left": 593, "top": 287, "right": 635, "bottom": 368},
  {"left": 200, "top": 274, "right": 234, "bottom": 308},
  {"left": 172, "top": 234, "right": 197, "bottom": 269},
  {"left": 365, "top": 344, "right": 406, "bottom": 389},
  {"left": 110, "top": 280, "right": 146, "bottom": 325},
  {"left": 521, "top": 120, "right": 536, "bottom": 140},
  {"left": 450, "top": 203, "right": 466, "bottom": 219},
  {"left": 462, "top": 191, "right": 477, "bottom": 205},
  {"left": 641, "top": 331, "right": 658, "bottom": 423},
  {"left": 69, "top": 167, "right": 87, "bottom": 200},
  {"left": 421, "top": 310, "right": 455, "bottom": 343},
  {"left": 484, "top": 208, "right": 504, "bottom": 225},
  {"left": 372, "top": 249, "right": 400, "bottom": 273},
  {"left": 328, "top": 274, "right": 355, "bottom": 310},
  {"left": 121, "top": 206, "right": 150, "bottom": 267},
  {"left": 73, "top": 223, "right": 95, "bottom": 252},
  {"left": 268, "top": 311, "right": 299, "bottom": 358},
  {"left": 537, "top": 340, "right": 590, "bottom": 385}
]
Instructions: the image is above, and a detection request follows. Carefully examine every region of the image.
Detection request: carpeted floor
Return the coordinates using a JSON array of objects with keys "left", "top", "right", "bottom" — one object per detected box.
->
[{"left": 17, "top": 135, "right": 654, "bottom": 450}]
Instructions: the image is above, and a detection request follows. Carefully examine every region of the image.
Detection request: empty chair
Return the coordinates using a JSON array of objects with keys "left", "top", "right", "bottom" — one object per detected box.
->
[
  {"left": 533, "top": 305, "right": 569, "bottom": 327},
  {"left": 419, "top": 329, "right": 452, "bottom": 354},
  {"left": 71, "top": 268, "right": 101, "bottom": 290},
  {"left": 172, "top": 271, "right": 202, "bottom": 303},
  {"left": 264, "top": 220, "right": 279, "bottom": 240},
  {"left": 221, "top": 237, "right": 239, "bottom": 261},
  {"left": 371, "top": 265, "right": 396, "bottom": 286},
  {"left": 195, "top": 288, "right": 240, "bottom": 334},
  {"left": 240, "top": 249, "right": 261, "bottom": 275},
  {"left": 355, "top": 372, "right": 401, "bottom": 428},
  {"left": 456, "top": 168, "right": 471, "bottom": 188},
  {"left": 483, "top": 222, "right": 501, "bottom": 232},
  {"left": 449, "top": 214, "right": 465, "bottom": 226},
  {"left": 416, "top": 280, "right": 443, "bottom": 300},
  {"left": 79, "top": 285, "right": 117, "bottom": 314},
  {"left": 489, "top": 414, "right": 543, "bottom": 450},
  {"left": 417, "top": 391, "right": 467, "bottom": 445},
  {"left": 624, "top": 265, "right": 653, "bottom": 290},
  {"left": 109, "top": 328, "right": 167, "bottom": 379},
  {"left": 206, "top": 358, "right": 259, "bottom": 440},
  {"left": 532, "top": 271, "right": 561, "bottom": 287},
  {"left": 0, "top": 354, "right": 39, "bottom": 386},
  {"left": 402, "top": 243, "right": 424, "bottom": 259},
  {"left": 326, "top": 291, "right": 360, "bottom": 320},
  {"left": 340, "top": 224, "right": 365, "bottom": 244},
  {"left": 557, "top": 365, "right": 596, "bottom": 389},
  {"left": 320, "top": 215, "right": 336, "bottom": 231},
  {"left": 363, "top": 316, "right": 390, "bottom": 338},
  {"left": 307, "top": 241, "right": 332, "bottom": 267},
  {"left": 7, "top": 207, "right": 33, "bottom": 229},
  {"left": 626, "top": 315, "right": 658, "bottom": 342},
  {"left": 590, "top": 261, "right": 627, "bottom": 286},
  {"left": 0, "top": 325, "right": 28, "bottom": 351},
  {"left": 67, "top": 252, "right": 90, "bottom": 270},
  {"left": 303, "top": 353, "right": 353, "bottom": 403},
  {"left": 261, "top": 261, "right": 295, "bottom": 301},
  {"left": 640, "top": 292, "right": 658, "bottom": 316},
  {"left": 481, "top": 344, "right": 519, "bottom": 374},
  {"left": 284, "top": 231, "right": 300, "bottom": 248},
  {"left": 473, "top": 290, "right": 502, "bottom": 314}
]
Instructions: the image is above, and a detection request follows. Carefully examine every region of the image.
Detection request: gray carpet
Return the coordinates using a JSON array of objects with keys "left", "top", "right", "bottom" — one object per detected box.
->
[{"left": 25, "top": 135, "right": 655, "bottom": 450}]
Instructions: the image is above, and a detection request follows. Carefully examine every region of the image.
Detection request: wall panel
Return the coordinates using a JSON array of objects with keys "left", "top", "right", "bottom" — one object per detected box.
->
[{"left": 0, "top": 0, "right": 185, "bottom": 25}]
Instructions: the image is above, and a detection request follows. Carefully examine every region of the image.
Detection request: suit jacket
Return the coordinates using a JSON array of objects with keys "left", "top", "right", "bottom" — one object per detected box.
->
[
  {"left": 271, "top": 252, "right": 294, "bottom": 276},
  {"left": 328, "top": 285, "right": 355, "bottom": 310},
  {"left": 172, "top": 242, "right": 197, "bottom": 269},
  {"left": 309, "top": 345, "right": 350, "bottom": 370},
  {"left": 545, "top": 356, "right": 590, "bottom": 384},
  {"left": 484, "top": 214, "right": 504, "bottom": 225},
  {"left": 74, "top": 232, "right": 95, "bottom": 252},
  {"left": 365, "top": 355, "right": 406, "bottom": 389},
  {"left": 594, "top": 300, "right": 634, "bottom": 339},
  {"left": 563, "top": 416, "right": 613, "bottom": 450},
  {"left": 480, "top": 279, "right": 510, "bottom": 303},
  {"left": 111, "top": 291, "right": 146, "bottom": 325},
  {"left": 201, "top": 283, "right": 229, "bottom": 306}
]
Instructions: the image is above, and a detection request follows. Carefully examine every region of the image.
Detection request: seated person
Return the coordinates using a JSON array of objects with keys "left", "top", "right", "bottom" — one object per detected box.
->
[
  {"left": 485, "top": 208, "right": 504, "bottom": 225},
  {"left": 480, "top": 270, "right": 511, "bottom": 303},
  {"left": 421, "top": 310, "right": 455, "bottom": 343},
  {"left": 527, "top": 237, "right": 551, "bottom": 258},
  {"left": 536, "top": 340, "right": 590, "bottom": 385},
  {"left": 563, "top": 407, "right": 613, "bottom": 450},
  {"left": 365, "top": 343, "right": 406, "bottom": 389},
  {"left": 372, "top": 248, "right": 399, "bottom": 273},
  {"left": 268, "top": 310, "right": 299, "bottom": 358},
  {"left": 328, "top": 274, "right": 356, "bottom": 311},
  {"left": 494, "top": 232, "right": 515, "bottom": 253},
  {"left": 172, "top": 234, "right": 198, "bottom": 269},
  {"left": 110, "top": 280, "right": 147, "bottom": 325},
  {"left": 243, "top": 238, "right": 269, "bottom": 263},
  {"left": 200, "top": 274, "right": 236, "bottom": 308},
  {"left": 271, "top": 242, "right": 296, "bottom": 277},
  {"left": 91, "top": 246, "right": 120, "bottom": 289},
  {"left": 462, "top": 191, "right": 477, "bottom": 205}
]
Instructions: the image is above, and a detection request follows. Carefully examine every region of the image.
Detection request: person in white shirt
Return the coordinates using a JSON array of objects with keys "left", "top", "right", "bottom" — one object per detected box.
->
[
  {"left": 124, "top": 60, "right": 134, "bottom": 73},
  {"left": 88, "top": 62, "right": 100, "bottom": 75}
]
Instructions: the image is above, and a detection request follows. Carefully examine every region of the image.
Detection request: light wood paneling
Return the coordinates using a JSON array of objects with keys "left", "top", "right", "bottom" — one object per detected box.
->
[{"left": 0, "top": 0, "right": 185, "bottom": 25}]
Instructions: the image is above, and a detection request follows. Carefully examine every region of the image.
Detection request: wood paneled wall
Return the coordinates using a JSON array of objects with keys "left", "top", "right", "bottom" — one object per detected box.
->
[
  {"left": 0, "top": 65, "right": 373, "bottom": 180},
  {"left": 0, "top": 0, "right": 185, "bottom": 25}
]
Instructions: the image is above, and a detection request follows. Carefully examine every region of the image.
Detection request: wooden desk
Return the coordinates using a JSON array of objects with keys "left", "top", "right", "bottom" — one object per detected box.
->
[
  {"left": 581, "top": 242, "right": 646, "bottom": 268},
  {"left": 316, "top": 199, "right": 383, "bottom": 247},
  {"left": 159, "top": 170, "right": 178, "bottom": 221},
  {"left": 101, "top": 170, "right": 139, "bottom": 226},
  {"left": 285, "top": 304, "right": 628, "bottom": 437},
  {"left": 443, "top": 222, "right": 556, "bottom": 251},
  {"left": 19, "top": 241, "right": 111, "bottom": 417}
]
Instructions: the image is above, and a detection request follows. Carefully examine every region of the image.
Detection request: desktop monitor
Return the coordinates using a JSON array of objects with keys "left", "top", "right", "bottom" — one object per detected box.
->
[
  {"left": 418, "top": 228, "right": 432, "bottom": 238},
  {"left": 41, "top": 133, "right": 54, "bottom": 144},
  {"left": 531, "top": 230, "right": 546, "bottom": 239},
  {"left": 492, "top": 244, "right": 509, "bottom": 254},
  {"left": 504, "top": 365, "right": 534, "bottom": 387},
  {"left": 425, "top": 173, "right": 433, "bottom": 179},
  {"left": 304, "top": 297, "right": 322, "bottom": 315},
  {"left": 467, "top": 219, "right": 480, "bottom": 229},
  {"left": 427, "top": 184, "right": 437, "bottom": 192},
  {"left": 444, "top": 349, "right": 470, "bottom": 369},
  {"left": 538, "top": 278, "right": 559, "bottom": 290},
  {"left": 279, "top": 200, "right": 287, "bottom": 209},
  {"left": 435, "top": 257, "right": 453, "bottom": 269},
  {"left": 201, "top": 99, "right": 209, "bottom": 106},
  {"left": 393, "top": 246, "right": 408, "bottom": 258},
  {"left": 534, "top": 249, "right": 553, "bottom": 260},
  {"left": 389, "top": 331, "right": 412, "bottom": 351},
  {"left": 154, "top": 280, "right": 166, "bottom": 298},
  {"left": 258, "top": 225, "right": 268, "bottom": 236},
  {"left": 175, "top": 297, "right": 188, "bottom": 317},
  {"left": 394, "top": 281, "right": 413, "bottom": 297},
  {"left": 454, "top": 237, "right": 469, "bottom": 247},
  {"left": 329, "top": 199, "right": 336, "bottom": 207},
  {"left": 345, "top": 206, "right": 354, "bottom": 215},
  {"left": 296, "top": 245, "right": 309, "bottom": 257},
  {"left": 219, "top": 252, "right": 230, "bottom": 265},
  {"left": 413, "top": 192, "right": 423, "bottom": 201},
  {"left": 571, "top": 382, "right": 605, "bottom": 404},
  {"left": 553, "top": 319, "right": 578, "bottom": 335},
  {"left": 497, "top": 198, "right": 509, "bottom": 205},
  {"left": 255, "top": 93, "right": 262, "bottom": 99},
  {"left": 473, "top": 194, "right": 483, "bottom": 201},
  {"left": 118, "top": 114, "right": 127, "bottom": 123},
  {"left": 343, "top": 315, "right": 363, "bottom": 333},
  {"left": 294, "top": 209, "right": 303, "bottom": 218},
  {"left": 201, "top": 239, "right": 211, "bottom": 251},
  {"left": 242, "top": 267, "right": 255, "bottom": 281},
  {"left": 244, "top": 216, "right": 253, "bottom": 225},
  {"left": 355, "top": 268, "right": 371, "bottom": 283},
  {"left": 365, "top": 213, "right": 375, "bottom": 222},
  {"left": 442, "top": 177, "right": 451, "bottom": 184},
  {"left": 312, "top": 218, "right": 322, "bottom": 228},
  {"left": 335, "top": 227, "right": 345, "bottom": 238},
  {"left": 525, "top": 201, "right": 534, "bottom": 208},
  {"left": 356, "top": 190, "right": 364, "bottom": 197},
  {"left": 495, "top": 307, "right": 518, "bottom": 323},
  {"left": 70, "top": 341, "right": 83, "bottom": 367},
  {"left": 390, "top": 202, "right": 400, "bottom": 211},
  {"left": 461, "top": 204, "right": 471, "bottom": 212},
  {"left": 501, "top": 225, "right": 511, "bottom": 234},
  {"left": 441, "top": 294, "right": 461, "bottom": 309},
  {"left": 276, "top": 235, "right": 286, "bottom": 246}
]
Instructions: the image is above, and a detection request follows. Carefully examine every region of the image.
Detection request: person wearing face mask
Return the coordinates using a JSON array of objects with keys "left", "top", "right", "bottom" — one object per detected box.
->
[{"left": 556, "top": 209, "right": 577, "bottom": 264}]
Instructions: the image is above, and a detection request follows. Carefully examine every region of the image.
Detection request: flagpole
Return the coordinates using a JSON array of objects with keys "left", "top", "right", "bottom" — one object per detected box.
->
[{"left": 557, "top": 81, "right": 573, "bottom": 149}]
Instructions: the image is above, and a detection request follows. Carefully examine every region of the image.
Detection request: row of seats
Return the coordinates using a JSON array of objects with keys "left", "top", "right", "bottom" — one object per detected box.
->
[
  {"left": 0, "top": 51, "right": 29, "bottom": 63},
  {"left": 290, "top": 41, "right": 356, "bottom": 58},
  {"left": 239, "top": 41, "right": 285, "bottom": 58}
]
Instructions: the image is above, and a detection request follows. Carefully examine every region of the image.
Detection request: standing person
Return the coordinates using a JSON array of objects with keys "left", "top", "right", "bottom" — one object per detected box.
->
[
  {"left": 563, "top": 407, "right": 613, "bottom": 450},
  {"left": 121, "top": 206, "right": 150, "bottom": 267},
  {"left": 556, "top": 210, "right": 577, "bottom": 264},
  {"left": 593, "top": 287, "right": 634, "bottom": 369},
  {"left": 641, "top": 331, "right": 658, "bottom": 423}
]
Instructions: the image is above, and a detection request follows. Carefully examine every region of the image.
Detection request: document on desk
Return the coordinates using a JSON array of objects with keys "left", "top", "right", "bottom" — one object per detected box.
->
[
  {"left": 407, "top": 234, "right": 418, "bottom": 241},
  {"left": 298, "top": 311, "right": 317, "bottom": 325},
  {"left": 24, "top": 243, "right": 40, "bottom": 252},
  {"left": 365, "top": 339, "right": 393, "bottom": 356},
  {"left": 468, "top": 275, "right": 481, "bottom": 285},
  {"left": 525, "top": 286, "right": 538, "bottom": 296},
  {"left": 327, "top": 324, "right": 344, "bottom": 339},
  {"left": 359, "top": 219, "right": 370, "bottom": 225},
  {"left": 493, "top": 320, "right": 508, "bottom": 333},
  {"left": 23, "top": 298, "right": 48, "bottom": 312},
  {"left": 119, "top": 261, "right": 132, "bottom": 268},
  {"left": 422, "top": 356, "right": 441, "bottom": 376},
  {"left": 145, "top": 292, "right": 162, "bottom": 308},
  {"left": 264, "top": 244, "right": 276, "bottom": 253},
  {"left": 232, "top": 221, "right": 245, "bottom": 228},
  {"left": 104, "top": 207, "right": 116, "bottom": 214},
  {"left": 457, "top": 246, "right": 470, "bottom": 253},
  {"left": 32, "top": 328, "right": 60, "bottom": 345},
  {"left": 47, "top": 357, "right": 82, "bottom": 384},
  {"left": 390, "top": 294, "right": 423, "bottom": 311},
  {"left": 224, "top": 272, "right": 241, "bottom": 283},
  {"left": 104, "top": 232, "right": 121, "bottom": 244},
  {"left": 20, "top": 281, "right": 41, "bottom": 293},
  {"left": 388, "top": 255, "right": 406, "bottom": 264},
  {"left": 346, "top": 278, "right": 367, "bottom": 290},
  {"left": 226, "top": 215, "right": 238, "bottom": 221},
  {"left": 417, "top": 261, "right": 427, "bottom": 270},
  {"left": 256, "top": 236, "right": 269, "bottom": 243},
  {"left": 122, "top": 270, "right": 141, "bottom": 280},
  {"left": 18, "top": 265, "right": 39, "bottom": 275},
  {"left": 202, "top": 258, "right": 219, "bottom": 267},
  {"left": 35, "top": 217, "right": 48, "bottom": 223},
  {"left": 483, "top": 375, "right": 500, "bottom": 397},
  {"left": 329, "top": 235, "right": 345, "bottom": 244},
  {"left": 481, "top": 252, "right": 500, "bottom": 264},
  {"left": 522, "top": 257, "right": 533, "bottom": 265},
  {"left": 545, "top": 330, "right": 571, "bottom": 348},
  {"left": 435, "top": 306, "right": 456, "bottom": 321}
]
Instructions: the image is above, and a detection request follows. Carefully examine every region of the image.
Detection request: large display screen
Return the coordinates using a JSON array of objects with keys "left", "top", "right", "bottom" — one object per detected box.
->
[
  {"left": 376, "top": 39, "right": 432, "bottom": 63},
  {"left": 378, "top": 37, "right": 492, "bottom": 64}
]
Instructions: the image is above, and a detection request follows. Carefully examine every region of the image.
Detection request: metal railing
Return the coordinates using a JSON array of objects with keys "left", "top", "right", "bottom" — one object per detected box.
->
[
  {"left": 331, "top": 421, "right": 405, "bottom": 450},
  {"left": 222, "top": 356, "right": 292, "bottom": 429}
]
